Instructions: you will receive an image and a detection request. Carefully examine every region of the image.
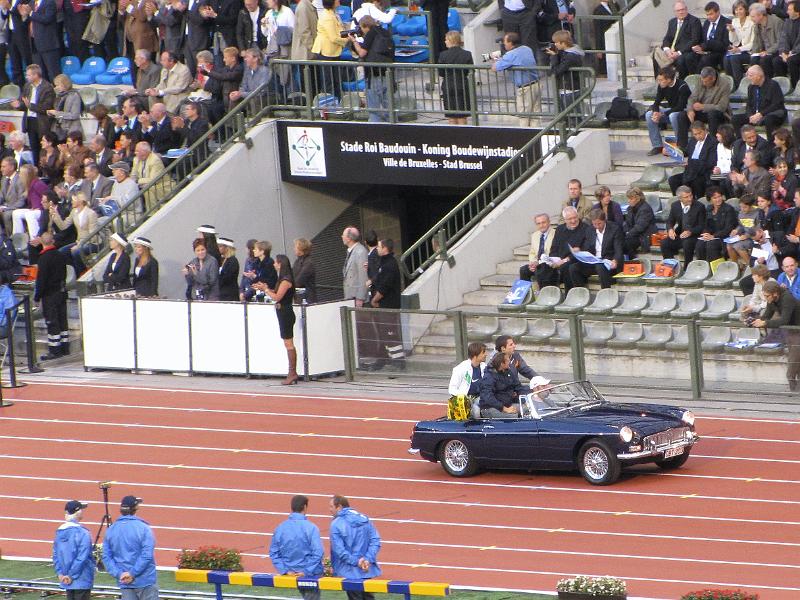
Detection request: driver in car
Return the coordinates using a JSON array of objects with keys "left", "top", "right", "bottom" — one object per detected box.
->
[
  {"left": 524, "top": 376, "right": 557, "bottom": 416},
  {"left": 478, "top": 352, "right": 526, "bottom": 418}
]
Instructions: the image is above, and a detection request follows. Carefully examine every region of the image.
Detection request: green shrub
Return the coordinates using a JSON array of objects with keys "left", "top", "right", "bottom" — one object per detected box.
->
[
  {"left": 556, "top": 575, "right": 626, "bottom": 596},
  {"left": 680, "top": 590, "right": 759, "bottom": 600},
  {"left": 177, "top": 546, "right": 243, "bottom": 571}
]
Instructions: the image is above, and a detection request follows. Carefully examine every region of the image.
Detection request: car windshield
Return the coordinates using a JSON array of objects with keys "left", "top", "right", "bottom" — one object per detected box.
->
[{"left": 519, "top": 381, "right": 606, "bottom": 419}]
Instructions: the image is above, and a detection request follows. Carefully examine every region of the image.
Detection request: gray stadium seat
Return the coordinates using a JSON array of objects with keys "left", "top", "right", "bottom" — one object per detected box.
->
[
  {"left": 584, "top": 321, "right": 614, "bottom": 346},
  {"left": 521, "top": 318, "right": 556, "bottom": 343},
  {"left": 671, "top": 291, "right": 707, "bottom": 318},
  {"left": 554, "top": 287, "right": 591, "bottom": 314},
  {"left": 724, "top": 327, "right": 761, "bottom": 353},
  {"left": 0, "top": 83, "right": 21, "bottom": 101},
  {"left": 699, "top": 292, "right": 737, "bottom": 320},
  {"left": 612, "top": 290, "right": 649, "bottom": 316},
  {"left": 630, "top": 165, "right": 667, "bottom": 191},
  {"left": 665, "top": 325, "right": 689, "bottom": 351},
  {"left": 648, "top": 260, "right": 683, "bottom": 286},
  {"left": 501, "top": 317, "right": 528, "bottom": 338},
  {"left": 774, "top": 76, "right": 792, "bottom": 96},
  {"left": 467, "top": 316, "right": 499, "bottom": 340},
  {"left": 730, "top": 77, "right": 750, "bottom": 101},
  {"left": 637, "top": 324, "right": 673, "bottom": 349},
  {"left": 78, "top": 87, "right": 99, "bottom": 110},
  {"left": 675, "top": 260, "right": 711, "bottom": 287},
  {"left": 704, "top": 261, "right": 740, "bottom": 289},
  {"left": 685, "top": 73, "right": 701, "bottom": 93},
  {"left": 729, "top": 294, "right": 752, "bottom": 321},
  {"left": 701, "top": 326, "right": 731, "bottom": 352},
  {"left": 608, "top": 322, "right": 644, "bottom": 348},
  {"left": 583, "top": 288, "right": 620, "bottom": 315},
  {"left": 733, "top": 265, "right": 750, "bottom": 289},
  {"left": 526, "top": 286, "right": 562, "bottom": 314},
  {"left": 641, "top": 289, "right": 678, "bottom": 317},
  {"left": 551, "top": 320, "right": 572, "bottom": 345},
  {"left": 646, "top": 193, "right": 665, "bottom": 219}
]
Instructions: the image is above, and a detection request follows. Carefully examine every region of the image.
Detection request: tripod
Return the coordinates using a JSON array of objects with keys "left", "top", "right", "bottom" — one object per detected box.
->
[{"left": 93, "top": 483, "right": 113, "bottom": 567}]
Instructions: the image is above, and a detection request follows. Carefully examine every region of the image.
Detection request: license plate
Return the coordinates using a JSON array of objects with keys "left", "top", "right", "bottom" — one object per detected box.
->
[{"left": 664, "top": 446, "right": 684, "bottom": 459}]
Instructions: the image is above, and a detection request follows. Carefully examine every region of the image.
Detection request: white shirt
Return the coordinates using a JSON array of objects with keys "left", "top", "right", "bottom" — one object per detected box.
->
[
  {"left": 29, "top": 83, "right": 39, "bottom": 117},
  {"left": 248, "top": 8, "right": 259, "bottom": 42},
  {"left": 691, "top": 135, "right": 707, "bottom": 160},
  {"left": 594, "top": 226, "right": 605, "bottom": 258},
  {"left": 706, "top": 16, "right": 720, "bottom": 40},
  {"left": 186, "top": 0, "right": 195, "bottom": 35},
  {"left": 716, "top": 143, "right": 732, "bottom": 174},
  {"left": 503, "top": 0, "right": 526, "bottom": 10},
  {"left": 352, "top": 2, "right": 396, "bottom": 27}
]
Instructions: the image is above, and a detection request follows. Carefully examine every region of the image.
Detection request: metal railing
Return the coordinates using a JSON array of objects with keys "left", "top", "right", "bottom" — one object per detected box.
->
[{"left": 399, "top": 65, "right": 596, "bottom": 279}]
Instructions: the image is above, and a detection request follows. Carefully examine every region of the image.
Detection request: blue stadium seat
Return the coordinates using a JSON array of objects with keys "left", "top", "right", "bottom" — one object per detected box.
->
[
  {"left": 71, "top": 57, "right": 108, "bottom": 85},
  {"left": 336, "top": 5, "right": 352, "bottom": 24},
  {"left": 341, "top": 79, "right": 366, "bottom": 92},
  {"left": 95, "top": 57, "right": 132, "bottom": 85},
  {"left": 60, "top": 56, "right": 81, "bottom": 77},
  {"left": 447, "top": 8, "right": 462, "bottom": 32},
  {"left": 394, "top": 36, "right": 429, "bottom": 63},
  {"left": 396, "top": 14, "right": 427, "bottom": 36}
]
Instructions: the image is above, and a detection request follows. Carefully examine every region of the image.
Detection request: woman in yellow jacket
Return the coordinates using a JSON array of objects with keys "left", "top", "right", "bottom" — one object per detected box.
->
[{"left": 312, "top": 0, "right": 349, "bottom": 99}]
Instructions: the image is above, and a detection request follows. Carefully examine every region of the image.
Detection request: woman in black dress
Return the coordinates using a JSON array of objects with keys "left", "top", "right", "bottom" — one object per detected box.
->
[
  {"left": 257, "top": 254, "right": 298, "bottom": 385},
  {"left": 217, "top": 237, "right": 241, "bottom": 301},
  {"left": 437, "top": 31, "right": 473, "bottom": 125},
  {"left": 102, "top": 233, "right": 131, "bottom": 291},
  {"left": 131, "top": 237, "right": 159, "bottom": 297}
]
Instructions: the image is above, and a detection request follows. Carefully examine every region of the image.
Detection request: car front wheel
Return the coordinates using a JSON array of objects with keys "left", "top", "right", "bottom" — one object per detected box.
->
[
  {"left": 577, "top": 439, "right": 621, "bottom": 485},
  {"left": 655, "top": 449, "right": 691, "bottom": 470},
  {"left": 438, "top": 439, "right": 478, "bottom": 477}
]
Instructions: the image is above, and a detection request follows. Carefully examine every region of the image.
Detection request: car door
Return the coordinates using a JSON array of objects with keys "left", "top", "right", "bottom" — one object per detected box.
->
[
  {"left": 477, "top": 416, "right": 540, "bottom": 468},
  {"left": 535, "top": 415, "right": 584, "bottom": 468}
]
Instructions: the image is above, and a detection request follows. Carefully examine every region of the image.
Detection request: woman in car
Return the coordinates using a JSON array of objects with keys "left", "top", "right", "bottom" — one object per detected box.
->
[{"left": 478, "top": 352, "right": 525, "bottom": 418}]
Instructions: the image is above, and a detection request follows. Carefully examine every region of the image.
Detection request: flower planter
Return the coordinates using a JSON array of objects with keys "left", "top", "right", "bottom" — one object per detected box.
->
[{"left": 558, "top": 593, "right": 626, "bottom": 600}]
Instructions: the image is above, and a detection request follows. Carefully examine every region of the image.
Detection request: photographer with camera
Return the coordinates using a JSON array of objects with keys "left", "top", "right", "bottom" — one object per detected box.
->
[
  {"left": 544, "top": 30, "right": 585, "bottom": 114},
  {"left": 53, "top": 500, "right": 94, "bottom": 600},
  {"left": 349, "top": 16, "right": 395, "bottom": 122},
  {"left": 752, "top": 280, "right": 800, "bottom": 391},
  {"left": 103, "top": 496, "right": 158, "bottom": 600},
  {"left": 491, "top": 32, "right": 540, "bottom": 127}
]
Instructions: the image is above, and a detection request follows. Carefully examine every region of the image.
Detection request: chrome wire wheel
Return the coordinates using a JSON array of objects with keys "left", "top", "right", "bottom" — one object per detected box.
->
[
  {"left": 443, "top": 440, "right": 469, "bottom": 472},
  {"left": 583, "top": 446, "right": 610, "bottom": 480}
]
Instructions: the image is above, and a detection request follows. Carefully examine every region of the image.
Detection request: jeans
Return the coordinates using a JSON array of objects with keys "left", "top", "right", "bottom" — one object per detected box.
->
[
  {"left": 120, "top": 586, "right": 159, "bottom": 600},
  {"left": 645, "top": 109, "right": 680, "bottom": 149},
  {"left": 366, "top": 77, "right": 389, "bottom": 123}
]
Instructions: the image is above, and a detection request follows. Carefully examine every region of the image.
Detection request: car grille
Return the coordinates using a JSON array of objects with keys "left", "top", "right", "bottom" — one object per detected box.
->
[{"left": 644, "top": 427, "right": 690, "bottom": 449}]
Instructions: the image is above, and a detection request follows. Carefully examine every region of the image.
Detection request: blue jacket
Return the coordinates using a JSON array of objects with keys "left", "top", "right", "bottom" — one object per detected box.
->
[
  {"left": 269, "top": 513, "right": 324, "bottom": 577},
  {"left": 102, "top": 515, "right": 157, "bottom": 588},
  {"left": 53, "top": 522, "right": 95, "bottom": 590},
  {"left": 0, "top": 284, "right": 17, "bottom": 328},
  {"left": 777, "top": 272, "right": 800, "bottom": 301},
  {"left": 330, "top": 508, "right": 381, "bottom": 580}
]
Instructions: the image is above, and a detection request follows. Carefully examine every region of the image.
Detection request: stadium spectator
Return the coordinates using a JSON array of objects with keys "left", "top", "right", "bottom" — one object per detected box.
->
[
  {"left": 365, "top": 229, "right": 379, "bottom": 296},
  {"left": 114, "top": 97, "right": 146, "bottom": 143},
  {"left": 752, "top": 280, "right": 800, "bottom": 390},
  {"left": 352, "top": 0, "right": 396, "bottom": 29},
  {"left": 560, "top": 178, "right": 592, "bottom": 223},
  {"left": 270, "top": 495, "right": 324, "bottom": 600},
  {"left": 230, "top": 48, "right": 271, "bottom": 103},
  {"left": 546, "top": 30, "right": 585, "bottom": 114},
  {"left": 622, "top": 187, "right": 657, "bottom": 258},
  {"left": 770, "top": 157, "right": 797, "bottom": 209},
  {"left": 53, "top": 500, "right": 94, "bottom": 600},
  {"left": 652, "top": 1, "right": 703, "bottom": 79},
  {"left": 764, "top": 0, "right": 789, "bottom": 20},
  {"left": 661, "top": 185, "right": 707, "bottom": 267},
  {"left": 491, "top": 32, "right": 539, "bottom": 128},
  {"left": 774, "top": 0, "right": 800, "bottom": 87},
  {"left": 34, "top": 231, "right": 69, "bottom": 359},
  {"left": 184, "top": 239, "right": 220, "bottom": 301},
  {"left": 772, "top": 128, "right": 798, "bottom": 171},
  {"left": 112, "top": 131, "right": 138, "bottom": 168},
  {"left": 669, "top": 120, "right": 717, "bottom": 197},
  {"left": 695, "top": 186, "right": 738, "bottom": 261},
  {"left": 103, "top": 233, "right": 132, "bottom": 292},
  {"left": 549, "top": 205, "right": 593, "bottom": 287},
  {"left": 329, "top": 495, "right": 382, "bottom": 600},
  {"left": 311, "top": 0, "right": 348, "bottom": 99},
  {"left": 6, "top": 131, "right": 35, "bottom": 168},
  {"left": 25, "top": 0, "right": 61, "bottom": 83},
  {"left": 39, "top": 132, "right": 63, "bottom": 185},
  {"left": 437, "top": 31, "right": 474, "bottom": 126},
  {"left": 421, "top": 0, "right": 450, "bottom": 61},
  {"left": 568, "top": 208, "right": 624, "bottom": 289},
  {"left": 0, "top": 230, "right": 21, "bottom": 282},
  {"left": 48, "top": 75, "right": 82, "bottom": 141},
  {"left": 292, "top": 237, "right": 317, "bottom": 303},
  {"left": 83, "top": 162, "right": 113, "bottom": 210},
  {"left": 342, "top": 227, "right": 368, "bottom": 306},
  {"left": 197, "top": 224, "right": 221, "bottom": 263},
  {"left": 369, "top": 239, "right": 404, "bottom": 370},
  {"left": 731, "top": 149, "right": 771, "bottom": 198},
  {"left": 261, "top": 0, "right": 296, "bottom": 78},
  {"left": 146, "top": 51, "right": 193, "bottom": 114},
  {"left": 725, "top": 0, "right": 755, "bottom": 89},
  {"left": 479, "top": 352, "right": 523, "bottom": 417},
  {"left": 291, "top": 0, "right": 318, "bottom": 61},
  {"left": 217, "top": 237, "right": 240, "bottom": 302},
  {"left": 259, "top": 254, "right": 299, "bottom": 384},
  {"left": 120, "top": 0, "right": 160, "bottom": 61},
  {"left": 151, "top": 0, "right": 185, "bottom": 62},
  {"left": 249, "top": 239, "right": 278, "bottom": 299},
  {"left": 731, "top": 124, "right": 771, "bottom": 172},
  {"left": 239, "top": 238, "right": 259, "bottom": 301},
  {"left": 495, "top": 334, "right": 537, "bottom": 381},
  {"left": 686, "top": 2, "right": 730, "bottom": 73},
  {"left": 538, "top": 0, "right": 576, "bottom": 46},
  {"left": 731, "top": 65, "right": 787, "bottom": 139},
  {"left": 741, "top": 263, "right": 776, "bottom": 312},
  {"left": 103, "top": 495, "right": 158, "bottom": 599},
  {"left": 237, "top": 0, "right": 269, "bottom": 53},
  {"left": 351, "top": 15, "right": 395, "bottom": 123},
  {"left": 645, "top": 66, "right": 691, "bottom": 156},
  {"left": 50, "top": 191, "right": 98, "bottom": 276},
  {"left": 90, "top": 105, "right": 116, "bottom": 143},
  {"left": 11, "top": 65, "right": 55, "bottom": 165},
  {"left": 593, "top": 0, "right": 619, "bottom": 76},
  {"left": 756, "top": 193, "right": 787, "bottom": 237},
  {"left": 201, "top": 47, "right": 244, "bottom": 119},
  {"left": 676, "top": 66, "right": 731, "bottom": 151},
  {"left": 14, "top": 164, "right": 48, "bottom": 236},
  {"left": 55, "top": 164, "right": 85, "bottom": 204},
  {"left": 726, "top": 195, "right": 759, "bottom": 266},
  {"left": 205, "top": 0, "right": 240, "bottom": 52},
  {"left": 132, "top": 237, "right": 159, "bottom": 297},
  {"left": 182, "top": 0, "right": 213, "bottom": 76},
  {"left": 59, "top": 132, "right": 92, "bottom": 171},
  {"left": 5, "top": 0, "right": 32, "bottom": 87},
  {"left": 121, "top": 50, "right": 163, "bottom": 109},
  {"left": 519, "top": 212, "right": 558, "bottom": 289},
  {"left": 42, "top": 188, "right": 77, "bottom": 252},
  {"left": 777, "top": 255, "right": 800, "bottom": 298},
  {"left": 88, "top": 135, "right": 114, "bottom": 178},
  {"left": 0, "top": 156, "right": 26, "bottom": 234},
  {"left": 448, "top": 341, "right": 487, "bottom": 397},
  {"left": 140, "top": 104, "right": 180, "bottom": 155},
  {"left": 748, "top": 3, "right": 782, "bottom": 79},
  {"left": 131, "top": 141, "right": 166, "bottom": 212},
  {"left": 172, "top": 101, "right": 210, "bottom": 160},
  {"left": 98, "top": 162, "right": 138, "bottom": 217}
]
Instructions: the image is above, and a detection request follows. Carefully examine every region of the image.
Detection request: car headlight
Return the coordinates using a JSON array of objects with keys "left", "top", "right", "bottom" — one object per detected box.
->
[
  {"left": 681, "top": 411, "right": 695, "bottom": 426},
  {"left": 620, "top": 426, "right": 634, "bottom": 443}
]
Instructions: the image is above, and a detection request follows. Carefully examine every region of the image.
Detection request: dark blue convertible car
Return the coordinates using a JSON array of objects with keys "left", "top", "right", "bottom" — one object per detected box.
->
[{"left": 409, "top": 381, "right": 698, "bottom": 485}]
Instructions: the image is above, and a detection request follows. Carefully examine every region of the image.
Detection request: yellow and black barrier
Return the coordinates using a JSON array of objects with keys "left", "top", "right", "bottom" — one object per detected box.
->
[{"left": 176, "top": 569, "right": 450, "bottom": 599}]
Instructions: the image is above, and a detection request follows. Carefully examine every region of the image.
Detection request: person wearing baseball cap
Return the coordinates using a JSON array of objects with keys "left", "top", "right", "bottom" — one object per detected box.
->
[
  {"left": 53, "top": 500, "right": 94, "bottom": 600},
  {"left": 102, "top": 495, "right": 158, "bottom": 599}
]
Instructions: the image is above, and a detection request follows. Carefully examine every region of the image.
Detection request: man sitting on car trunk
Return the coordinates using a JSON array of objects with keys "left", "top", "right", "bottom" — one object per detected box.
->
[{"left": 479, "top": 352, "right": 526, "bottom": 418}]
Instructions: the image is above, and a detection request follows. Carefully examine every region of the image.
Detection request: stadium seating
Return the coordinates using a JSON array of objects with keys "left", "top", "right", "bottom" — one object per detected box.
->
[
  {"left": 584, "top": 321, "right": 614, "bottom": 346},
  {"left": 607, "top": 322, "right": 644, "bottom": 348},
  {"left": 704, "top": 261, "right": 740, "bottom": 289},
  {"left": 60, "top": 56, "right": 81, "bottom": 77},
  {"left": 522, "top": 318, "right": 556, "bottom": 343},
  {"left": 637, "top": 324, "right": 673, "bottom": 349},
  {"left": 701, "top": 326, "right": 732, "bottom": 352},
  {"left": 526, "top": 286, "right": 562, "bottom": 314},
  {"left": 95, "top": 57, "right": 133, "bottom": 85},
  {"left": 583, "top": 288, "right": 620, "bottom": 315},
  {"left": 665, "top": 325, "right": 689, "bottom": 350},
  {"left": 641, "top": 290, "right": 678, "bottom": 318},
  {"left": 71, "top": 57, "right": 107, "bottom": 85},
  {"left": 671, "top": 291, "right": 707, "bottom": 318},
  {"left": 699, "top": 292, "right": 736, "bottom": 320},
  {"left": 611, "top": 289, "right": 648, "bottom": 316},
  {"left": 468, "top": 316, "right": 499, "bottom": 340},
  {"left": 553, "top": 287, "right": 591, "bottom": 314},
  {"left": 675, "top": 260, "right": 711, "bottom": 287}
]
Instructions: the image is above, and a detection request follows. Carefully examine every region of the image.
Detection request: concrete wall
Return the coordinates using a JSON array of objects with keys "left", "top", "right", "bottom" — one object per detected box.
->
[
  {"left": 463, "top": 4, "right": 501, "bottom": 63},
  {"left": 404, "top": 129, "right": 611, "bottom": 310},
  {"left": 91, "top": 120, "right": 352, "bottom": 300}
]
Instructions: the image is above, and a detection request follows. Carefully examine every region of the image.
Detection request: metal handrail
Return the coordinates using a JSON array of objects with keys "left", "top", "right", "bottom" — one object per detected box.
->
[{"left": 399, "top": 65, "right": 596, "bottom": 279}]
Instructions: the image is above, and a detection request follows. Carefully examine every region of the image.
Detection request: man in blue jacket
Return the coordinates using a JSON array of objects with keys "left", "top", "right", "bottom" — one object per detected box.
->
[
  {"left": 103, "top": 495, "right": 158, "bottom": 600},
  {"left": 53, "top": 500, "right": 94, "bottom": 600},
  {"left": 270, "top": 495, "right": 324, "bottom": 600},
  {"left": 329, "top": 495, "right": 381, "bottom": 600}
]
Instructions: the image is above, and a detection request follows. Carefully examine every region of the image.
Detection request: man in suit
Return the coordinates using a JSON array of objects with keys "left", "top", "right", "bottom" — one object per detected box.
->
[
  {"left": 236, "top": 0, "right": 267, "bottom": 53},
  {"left": 537, "top": 0, "right": 575, "bottom": 50},
  {"left": 83, "top": 162, "right": 114, "bottom": 210},
  {"left": 774, "top": 0, "right": 800, "bottom": 87},
  {"left": 731, "top": 124, "right": 772, "bottom": 170},
  {"left": 498, "top": 0, "right": 540, "bottom": 53},
  {"left": 120, "top": 50, "right": 163, "bottom": 109},
  {"left": 676, "top": 66, "right": 731, "bottom": 151},
  {"left": 140, "top": 103, "right": 180, "bottom": 154},
  {"left": 0, "top": 156, "right": 26, "bottom": 234},
  {"left": 24, "top": 0, "right": 60, "bottom": 82},
  {"left": 685, "top": 1, "right": 729, "bottom": 73},
  {"left": 549, "top": 206, "right": 593, "bottom": 289},
  {"left": 205, "top": 0, "right": 241, "bottom": 49},
  {"left": 652, "top": 1, "right": 703, "bottom": 79},
  {"left": 731, "top": 64, "right": 787, "bottom": 139},
  {"left": 519, "top": 212, "right": 559, "bottom": 290},
  {"left": 145, "top": 51, "right": 192, "bottom": 114},
  {"left": 661, "top": 185, "right": 707, "bottom": 267},
  {"left": 120, "top": 0, "right": 160, "bottom": 61},
  {"left": 622, "top": 187, "right": 657, "bottom": 258},
  {"left": 182, "top": 0, "right": 212, "bottom": 76},
  {"left": 130, "top": 141, "right": 166, "bottom": 213},
  {"left": 669, "top": 120, "right": 717, "bottom": 198},
  {"left": 172, "top": 101, "right": 209, "bottom": 160},
  {"left": 3, "top": 0, "right": 33, "bottom": 86},
  {"left": 749, "top": 2, "right": 782, "bottom": 79},
  {"left": 62, "top": 0, "right": 90, "bottom": 61},
  {"left": 5, "top": 131, "right": 34, "bottom": 167},
  {"left": 153, "top": 0, "right": 186, "bottom": 58},
  {"left": 88, "top": 135, "right": 115, "bottom": 177},
  {"left": 111, "top": 97, "right": 144, "bottom": 144},
  {"left": 290, "top": 0, "right": 316, "bottom": 61},
  {"left": 568, "top": 208, "right": 624, "bottom": 289},
  {"left": 0, "top": 0, "right": 12, "bottom": 86},
  {"left": 10, "top": 64, "right": 54, "bottom": 166},
  {"left": 342, "top": 226, "right": 368, "bottom": 306}
]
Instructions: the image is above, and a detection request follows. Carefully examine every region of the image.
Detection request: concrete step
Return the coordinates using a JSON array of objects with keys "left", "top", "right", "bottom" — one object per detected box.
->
[
  {"left": 497, "top": 259, "right": 524, "bottom": 275},
  {"left": 462, "top": 289, "right": 509, "bottom": 306},
  {"left": 596, "top": 170, "right": 642, "bottom": 187},
  {"left": 479, "top": 273, "right": 517, "bottom": 289},
  {"left": 608, "top": 129, "right": 654, "bottom": 154},
  {"left": 612, "top": 151, "right": 680, "bottom": 170}
]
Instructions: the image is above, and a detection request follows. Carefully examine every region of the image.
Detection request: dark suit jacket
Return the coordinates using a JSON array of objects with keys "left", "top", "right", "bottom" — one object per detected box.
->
[
  {"left": 538, "top": 0, "right": 574, "bottom": 39},
  {"left": 550, "top": 221, "right": 593, "bottom": 259},
  {"left": 178, "top": 117, "right": 210, "bottom": 148},
  {"left": 7, "top": 0, "right": 32, "bottom": 47},
  {"left": 92, "top": 148, "right": 115, "bottom": 177},
  {"left": 86, "top": 175, "right": 113, "bottom": 207},
  {"left": 21, "top": 80, "right": 55, "bottom": 136},
  {"left": 666, "top": 199, "right": 707, "bottom": 237},
  {"left": 587, "top": 221, "right": 624, "bottom": 266},
  {"left": 593, "top": 1, "right": 618, "bottom": 50},
  {"left": 701, "top": 15, "right": 730, "bottom": 56},
  {"left": 236, "top": 6, "right": 268, "bottom": 50},
  {"left": 731, "top": 135, "right": 772, "bottom": 171},
  {"left": 28, "top": 0, "right": 60, "bottom": 52},
  {"left": 209, "top": 0, "right": 242, "bottom": 47},
  {"left": 185, "top": 0, "right": 212, "bottom": 52},
  {"left": 745, "top": 79, "right": 786, "bottom": 117},
  {"left": 661, "top": 14, "right": 703, "bottom": 55},
  {"left": 703, "top": 202, "right": 738, "bottom": 238},
  {"left": 623, "top": 200, "right": 657, "bottom": 247},
  {"left": 682, "top": 134, "right": 717, "bottom": 184},
  {"left": 153, "top": 5, "right": 185, "bottom": 54},
  {"left": 103, "top": 251, "right": 131, "bottom": 291},
  {"left": 143, "top": 117, "right": 181, "bottom": 154},
  {"left": 768, "top": 0, "right": 789, "bottom": 20},
  {"left": 206, "top": 61, "right": 243, "bottom": 108},
  {"left": 133, "top": 257, "right": 159, "bottom": 297}
]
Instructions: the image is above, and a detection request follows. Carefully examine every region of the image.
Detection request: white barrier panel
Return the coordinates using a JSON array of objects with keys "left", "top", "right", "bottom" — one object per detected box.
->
[
  {"left": 81, "top": 297, "right": 136, "bottom": 369},
  {"left": 245, "top": 303, "right": 300, "bottom": 376},
  {"left": 305, "top": 300, "right": 349, "bottom": 375},
  {"left": 135, "top": 299, "right": 191, "bottom": 372},
  {"left": 191, "top": 302, "right": 247, "bottom": 373}
]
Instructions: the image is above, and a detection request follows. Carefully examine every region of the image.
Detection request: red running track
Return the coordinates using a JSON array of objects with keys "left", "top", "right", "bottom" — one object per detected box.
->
[{"left": 0, "top": 382, "right": 799, "bottom": 599}]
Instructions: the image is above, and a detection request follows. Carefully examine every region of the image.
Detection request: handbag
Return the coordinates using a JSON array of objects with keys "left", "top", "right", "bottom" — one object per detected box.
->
[{"left": 654, "top": 262, "right": 675, "bottom": 277}]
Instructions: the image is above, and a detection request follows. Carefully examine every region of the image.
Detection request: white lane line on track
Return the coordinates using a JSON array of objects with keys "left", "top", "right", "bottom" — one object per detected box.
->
[
  {"left": 2, "top": 522, "right": 798, "bottom": 571},
  {"left": 5, "top": 505, "right": 800, "bottom": 548},
  {"left": 6, "top": 399, "right": 419, "bottom": 424},
  {"left": 3, "top": 478, "right": 800, "bottom": 527},
  {"left": 3, "top": 456, "right": 800, "bottom": 504},
  {"left": 704, "top": 435, "right": 800, "bottom": 444},
  {"left": 4, "top": 435, "right": 800, "bottom": 469}
]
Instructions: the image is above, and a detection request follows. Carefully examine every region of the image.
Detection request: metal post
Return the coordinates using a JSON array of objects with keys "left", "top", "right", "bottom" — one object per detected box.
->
[
  {"left": 340, "top": 306, "right": 355, "bottom": 381},
  {"left": 20, "top": 295, "right": 43, "bottom": 374},
  {"left": 303, "top": 65, "right": 314, "bottom": 120},
  {"left": 214, "top": 583, "right": 223, "bottom": 600},
  {"left": 468, "top": 69, "right": 479, "bottom": 126},
  {"left": 452, "top": 310, "right": 468, "bottom": 361},
  {"left": 244, "top": 302, "right": 251, "bottom": 377},
  {"left": 687, "top": 318, "right": 704, "bottom": 399},
  {"left": 617, "top": 16, "right": 628, "bottom": 98},
  {"left": 569, "top": 315, "right": 586, "bottom": 381},
  {"left": 387, "top": 69, "right": 397, "bottom": 124},
  {"left": 301, "top": 302, "right": 310, "bottom": 382}
]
